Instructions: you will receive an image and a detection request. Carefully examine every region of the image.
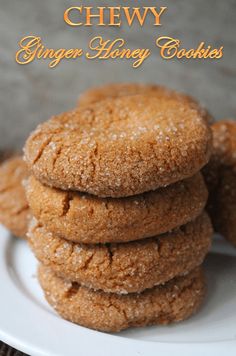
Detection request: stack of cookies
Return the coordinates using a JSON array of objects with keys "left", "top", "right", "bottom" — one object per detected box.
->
[{"left": 23, "top": 84, "right": 213, "bottom": 332}]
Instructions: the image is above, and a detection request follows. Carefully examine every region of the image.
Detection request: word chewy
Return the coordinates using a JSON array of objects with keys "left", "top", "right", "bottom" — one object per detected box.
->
[{"left": 64, "top": 6, "right": 167, "bottom": 27}]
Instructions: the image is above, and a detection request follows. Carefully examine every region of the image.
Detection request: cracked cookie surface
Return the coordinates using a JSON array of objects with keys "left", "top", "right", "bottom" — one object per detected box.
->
[
  {"left": 203, "top": 120, "right": 236, "bottom": 246},
  {"left": 0, "top": 156, "right": 30, "bottom": 238},
  {"left": 24, "top": 94, "right": 212, "bottom": 197},
  {"left": 38, "top": 265, "right": 206, "bottom": 332},
  {"left": 78, "top": 83, "right": 212, "bottom": 123},
  {"left": 26, "top": 172, "right": 207, "bottom": 244},
  {"left": 29, "top": 212, "right": 212, "bottom": 293}
]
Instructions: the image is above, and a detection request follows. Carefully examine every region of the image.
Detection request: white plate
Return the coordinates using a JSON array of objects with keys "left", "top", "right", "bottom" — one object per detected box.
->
[{"left": 0, "top": 225, "right": 236, "bottom": 356}]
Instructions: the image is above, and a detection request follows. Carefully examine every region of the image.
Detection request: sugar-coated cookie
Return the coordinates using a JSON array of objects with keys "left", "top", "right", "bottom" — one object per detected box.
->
[
  {"left": 203, "top": 120, "right": 236, "bottom": 246},
  {"left": 26, "top": 173, "right": 207, "bottom": 244},
  {"left": 78, "top": 83, "right": 212, "bottom": 123},
  {"left": 24, "top": 94, "right": 212, "bottom": 197},
  {"left": 0, "top": 156, "right": 29, "bottom": 238},
  {"left": 38, "top": 265, "right": 206, "bottom": 332},
  {"left": 29, "top": 213, "right": 212, "bottom": 294}
]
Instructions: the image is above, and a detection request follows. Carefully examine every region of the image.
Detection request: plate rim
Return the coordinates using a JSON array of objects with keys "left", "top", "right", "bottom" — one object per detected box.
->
[{"left": 0, "top": 226, "right": 235, "bottom": 356}]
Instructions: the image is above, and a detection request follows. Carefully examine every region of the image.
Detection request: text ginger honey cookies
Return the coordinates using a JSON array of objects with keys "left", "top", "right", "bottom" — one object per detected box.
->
[{"left": 24, "top": 84, "right": 213, "bottom": 332}]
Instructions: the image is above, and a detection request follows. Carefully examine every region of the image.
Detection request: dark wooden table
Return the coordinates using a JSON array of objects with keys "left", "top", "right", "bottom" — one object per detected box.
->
[{"left": 0, "top": 341, "right": 28, "bottom": 355}]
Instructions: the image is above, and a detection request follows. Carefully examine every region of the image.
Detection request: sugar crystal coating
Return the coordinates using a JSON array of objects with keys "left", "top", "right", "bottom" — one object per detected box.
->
[
  {"left": 24, "top": 94, "right": 212, "bottom": 197},
  {"left": 78, "top": 83, "right": 212, "bottom": 124},
  {"left": 26, "top": 172, "right": 208, "bottom": 244},
  {"left": 29, "top": 212, "right": 212, "bottom": 294},
  {"left": 38, "top": 265, "right": 206, "bottom": 332}
]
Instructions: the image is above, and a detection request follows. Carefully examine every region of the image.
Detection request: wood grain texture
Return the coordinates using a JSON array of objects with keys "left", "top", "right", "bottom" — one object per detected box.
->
[{"left": 0, "top": 341, "right": 28, "bottom": 356}]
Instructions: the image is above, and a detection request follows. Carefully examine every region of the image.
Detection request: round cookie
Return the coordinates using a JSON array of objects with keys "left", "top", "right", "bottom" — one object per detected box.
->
[
  {"left": 203, "top": 120, "right": 236, "bottom": 247},
  {"left": 26, "top": 172, "right": 208, "bottom": 244},
  {"left": 79, "top": 83, "right": 212, "bottom": 123},
  {"left": 38, "top": 265, "right": 206, "bottom": 332},
  {"left": 0, "top": 156, "right": 30, "bottom": 238},
  {"left": 24, "top": 94, "right": 212, "bottom": 197},
  {"left": 78, "top": 83, "right": 180, "bottom": 105},
  {"left": 28, "top": 212, "right": 212, "bottom": 294}
]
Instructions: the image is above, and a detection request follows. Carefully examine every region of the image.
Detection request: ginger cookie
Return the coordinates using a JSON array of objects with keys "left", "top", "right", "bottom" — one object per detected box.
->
[
  {"left": 26, "top": 172, "right": 208, "bottom": 244},
  {"left": 24, "top": 94, "right": 212, "bottom": 197},
  {"left": 79, "top": 83, "right": 212, "bottom": 123},
  {"left": 203, "top": 120, "right": 236, "bottom": 247},
  {"left": 0, "top": 156, "right": 30, "bottom": 238},
  {"left": 38, "top": 265, "right": 206, "bottom": 332},
  {"left": 28, "top": 212, "right": 212, "bottom": 294}
]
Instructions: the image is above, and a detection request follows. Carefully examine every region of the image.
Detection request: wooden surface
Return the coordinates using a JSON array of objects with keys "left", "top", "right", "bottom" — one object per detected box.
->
[{"left": 0, "top": 341, "right": 27, "bottom": 356}]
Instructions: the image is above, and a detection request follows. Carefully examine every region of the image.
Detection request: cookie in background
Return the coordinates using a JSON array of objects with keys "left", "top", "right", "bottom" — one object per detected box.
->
[
  {"left": 0, "top": 156, "right": 30, "bottom": 239},
  {"left": 203, "top": 120, "right": 236, "bottom": 247}
]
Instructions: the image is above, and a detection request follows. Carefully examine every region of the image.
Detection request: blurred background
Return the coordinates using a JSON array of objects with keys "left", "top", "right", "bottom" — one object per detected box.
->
[{"left": 0, "top": 0, "right": 235, "bottom": 151}]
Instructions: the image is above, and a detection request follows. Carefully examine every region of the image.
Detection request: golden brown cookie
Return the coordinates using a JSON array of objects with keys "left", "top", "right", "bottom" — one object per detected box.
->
[
  {"left": 78, "top": 83, "right": 178, "bottom": 105},
  {"left": 38, "top": 264, "right": 206, "bottom": 332},
  {"left": 29, "top": 212, "right": 212, "bottom": 293},
  {"left": 0, "top": 156, "right": 30, "bottom": 238},
  {"left": 24, "top": 94, "right": 212, "bottom": 197},
  {"left": 26, "top": 172, "right": 208, "bottom": 244},
  {"left": 78, "top": 83, "right": 212, "bottom": 123},
  {"left": 203, "top": 120, "right": 236, "bottom": 246}
]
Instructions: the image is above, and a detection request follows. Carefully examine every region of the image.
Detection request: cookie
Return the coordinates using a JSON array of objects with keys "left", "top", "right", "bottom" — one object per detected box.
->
[
  {"left": 24, "top": 94, "right": 212, "bottom": 197},
  {"left": 213, "top": 169, "right": 236, "bottom": 247},
  {"left": 203, "top": 120, "right": 236, "bottom": 246},
  {"left": 0, "top": 156, "right": 30, "bottom": 238},
  {"left": 78, "top": 83, "right": 212, "bottom": 123},
  {"left": 28, "top": 212, "right": 212, "bottom": 293},
  {"left": 26, "top": 172, "right": 208, "bottom": 244},
  {"left": 38, "top": 264, "right": 206, "bottom": 332}
]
